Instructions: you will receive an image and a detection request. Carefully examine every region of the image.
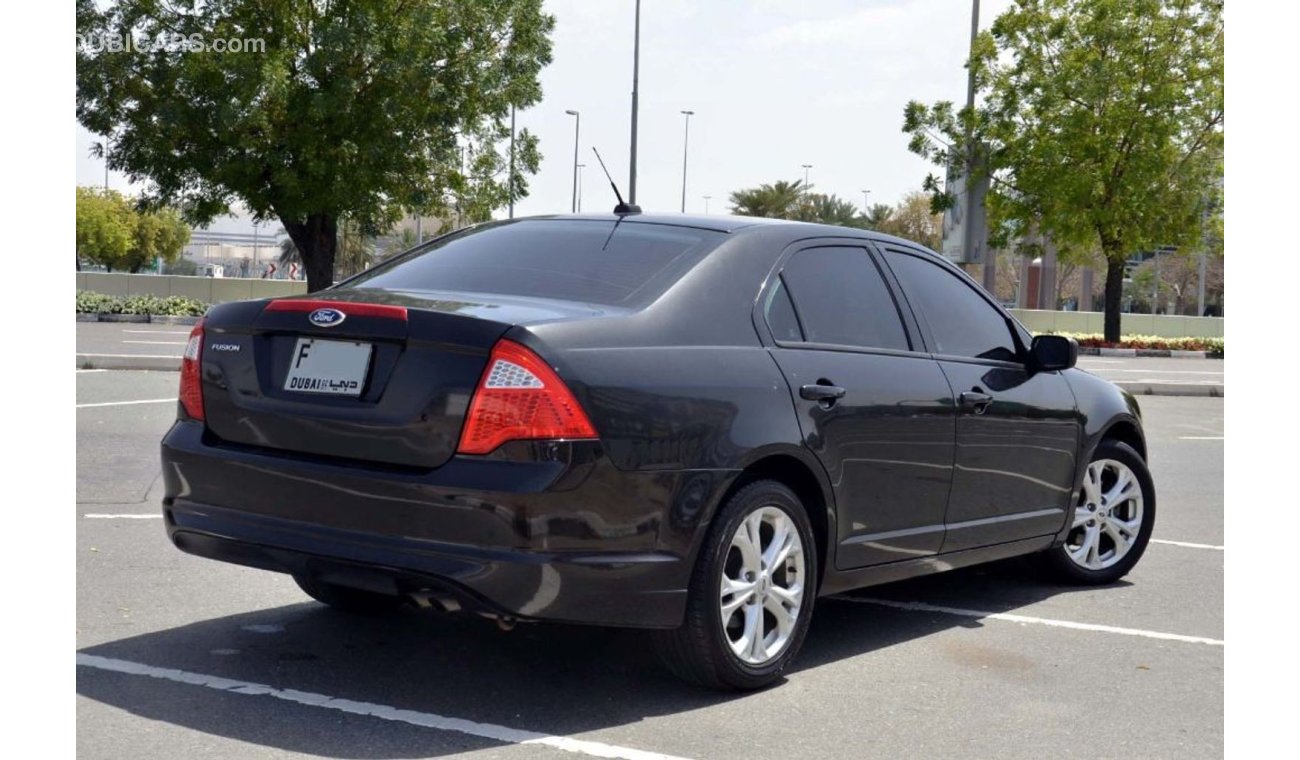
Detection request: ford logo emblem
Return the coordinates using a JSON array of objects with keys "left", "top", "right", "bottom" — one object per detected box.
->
[{"left": 308, "top": 308, "right": 347, "bottom": 327}]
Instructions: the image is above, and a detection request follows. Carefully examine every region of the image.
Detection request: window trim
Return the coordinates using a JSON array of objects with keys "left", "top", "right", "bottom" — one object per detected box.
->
[
  {"left": 878, "top": 245, "right": 1028, "bottom": 368},
  {"left": 752, "top": 240, "right": 923, "bottom": 357}
]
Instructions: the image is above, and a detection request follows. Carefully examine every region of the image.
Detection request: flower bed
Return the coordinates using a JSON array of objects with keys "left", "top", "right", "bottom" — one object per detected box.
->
[
  {"left": 1053, "top": 332, "right": 1223, "bottom": 357},
  {"left": 76, "top": 290, "right": 208, "bottom": 317}
]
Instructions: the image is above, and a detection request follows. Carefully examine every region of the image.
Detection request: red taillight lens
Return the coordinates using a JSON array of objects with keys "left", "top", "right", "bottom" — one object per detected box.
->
[
  {"left": 179, "top": 320, "right": 205, "bottom": 421},
  {"left": 456, "top": 339, "right": 597, "bottom": 455}
]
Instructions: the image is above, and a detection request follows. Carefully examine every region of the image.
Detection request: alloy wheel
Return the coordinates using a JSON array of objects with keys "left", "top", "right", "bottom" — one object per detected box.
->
[
  {"left": 719, "top": 506, "right": 806, "bottom": 665},
  {"left": 1064, "top": 458, "right": 1145, "bottom": 571}
]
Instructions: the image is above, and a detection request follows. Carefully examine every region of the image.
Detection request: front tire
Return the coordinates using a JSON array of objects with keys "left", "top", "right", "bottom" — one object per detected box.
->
[
  {"left": 652, "top": 480, "right": 817, "bottom": 690},
  {"left": 1040, "top": 440, "right": 1156, "bottom": 584}
]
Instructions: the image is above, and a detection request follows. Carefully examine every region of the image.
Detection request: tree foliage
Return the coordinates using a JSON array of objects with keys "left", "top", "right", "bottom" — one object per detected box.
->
[
  {"left": 76, "top": 0, "right": 555, "bottom": 291},
  {"left": 903, "top": 0, "right": 1223, "bottom": 340},
  {"left": 728, "top": 180, "right": 869, "bottom": 228},
  {"left": 874, "top": 192, "right": 944, "bottom": 250},
  {"left": 76, "top": 186, "right": 190, "bottom": 272}
]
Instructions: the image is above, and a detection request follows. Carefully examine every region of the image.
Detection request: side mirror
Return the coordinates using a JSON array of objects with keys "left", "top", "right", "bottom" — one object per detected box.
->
[{"left": 1030, "top": 335, "right": 1078, "bottom": 371}]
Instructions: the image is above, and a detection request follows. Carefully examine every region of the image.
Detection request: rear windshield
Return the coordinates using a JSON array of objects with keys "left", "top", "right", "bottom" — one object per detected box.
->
[{"left": 343, "top": 219, "right": 724, "bottom": 307}]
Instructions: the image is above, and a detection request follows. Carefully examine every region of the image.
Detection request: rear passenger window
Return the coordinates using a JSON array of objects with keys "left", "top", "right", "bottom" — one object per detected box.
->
[
  {"left": 883, "top": 250, "right": 1019, "bottom": 362},
  {"left": 764, "top": 278, "right": 803, "bottom": 342},
  {"left": 779, "top": 247, "right": 909, "bottom": 351}
]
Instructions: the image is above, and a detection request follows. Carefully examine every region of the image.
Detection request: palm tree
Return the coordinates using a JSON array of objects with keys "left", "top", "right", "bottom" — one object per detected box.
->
[
  {"left": 728, "top": 180, "right": 806, "bottom": 219},
  {"left": 863, "top": 203, "right": 894, "bottom": 231},
  {"left": 798, "top": 193, "right": 866, "bottom": 228}
]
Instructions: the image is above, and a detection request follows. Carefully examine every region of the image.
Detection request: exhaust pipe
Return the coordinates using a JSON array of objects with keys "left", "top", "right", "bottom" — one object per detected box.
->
[{"left": 408, "top": 590, "right": 461, "bottom": 613}]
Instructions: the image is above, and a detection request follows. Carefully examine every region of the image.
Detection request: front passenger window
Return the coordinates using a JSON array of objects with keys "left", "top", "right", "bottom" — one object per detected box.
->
[{"left": 884, "top": 250, "right": 1019, "bottom": 362}]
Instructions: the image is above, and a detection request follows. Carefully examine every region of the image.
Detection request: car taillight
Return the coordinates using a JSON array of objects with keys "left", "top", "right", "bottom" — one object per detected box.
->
[
  {"left": 456, "top": 339, "right": 597, "bottom": 455},
  {"left": 179, "top": 319, "right": 205, "bottom": 421}
]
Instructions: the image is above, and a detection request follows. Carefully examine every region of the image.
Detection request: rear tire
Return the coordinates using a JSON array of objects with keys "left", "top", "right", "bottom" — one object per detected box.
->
[
  {"left": 652, "top": 480, "right": 817, "bottom": 690},
  {"left": 1039, "top": 439, "right": 1155, "bottom": 585},
  {"left": 293, "top": 574, "right": 405, "bottom": 615}
]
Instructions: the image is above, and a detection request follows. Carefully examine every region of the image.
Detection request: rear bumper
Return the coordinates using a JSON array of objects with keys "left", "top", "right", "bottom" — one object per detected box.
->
[{"left": 160, "top": 421, "right": 723, "bottom": 628}]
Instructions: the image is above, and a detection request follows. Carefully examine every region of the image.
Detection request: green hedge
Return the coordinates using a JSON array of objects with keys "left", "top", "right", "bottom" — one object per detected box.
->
[
  {"left": 1054, "top": 332, "right": 1224, "bottom": 357},
  {"left": 76, "top": 290, "right": 208, "bottom": 317}
]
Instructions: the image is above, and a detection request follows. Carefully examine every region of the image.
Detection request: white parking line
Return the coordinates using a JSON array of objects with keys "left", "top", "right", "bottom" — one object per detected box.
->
[
  {"left": 76, "top": 398, "right": 175, "bottom": 409},
  {"left": 122, "top": 340, "right": 187, "bottom": 346},
  {"left": 76, "top": 369, "right": 108, "bottom": 374},
  {"left": 1179, "top": 436, "right": 1224, "bottom": 440},
  {"left": 834, "top": 597, "right": 1223, "bottom": 646},
  {"left": 123, "top": 330, "right": 191, "bottom": 335},
  {"left": 83, "top": 514, "right": 162, "bottom": 519},
  {"left": 76, "top": 654, "right": 689, "bottom": 760},
  {"left": 1152, "top": 538, "right": 1224, "bottom": 550}
]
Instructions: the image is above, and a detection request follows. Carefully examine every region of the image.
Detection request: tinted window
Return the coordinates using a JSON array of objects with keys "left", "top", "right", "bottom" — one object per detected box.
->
[
  {"left": 779, "top": 247, "right": 909, "bottom": 351},
  {"left": 345, "top": 220, "right": 723, "bottom": 306},
  {"left": 884, "top": 250, "right": 1018, "bottom": 361},
  {"left": 764, "top": 278, "right": 803, "bottom": 342}
]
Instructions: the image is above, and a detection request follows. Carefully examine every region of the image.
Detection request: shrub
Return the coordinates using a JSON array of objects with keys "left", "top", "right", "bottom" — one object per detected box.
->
[
  {"left": 76, "top": 290, "right": 208, "bottom": 317},
  {"left": 1052, "top": 332, "right": 1223, "bottom": 357}
]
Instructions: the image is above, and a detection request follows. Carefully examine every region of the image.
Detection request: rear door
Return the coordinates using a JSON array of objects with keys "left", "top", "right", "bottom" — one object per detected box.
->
[
  {"left": 761, "top": 243, "right": 957, "bottom": 569},
  {"left": 879, "top": 247, "right": 1081, "bottom": 552}
]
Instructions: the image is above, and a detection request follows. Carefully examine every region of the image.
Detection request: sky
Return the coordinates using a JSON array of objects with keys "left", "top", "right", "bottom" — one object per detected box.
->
[{"left": 75, "top": 0, "right": 1014, "bottom": 234}]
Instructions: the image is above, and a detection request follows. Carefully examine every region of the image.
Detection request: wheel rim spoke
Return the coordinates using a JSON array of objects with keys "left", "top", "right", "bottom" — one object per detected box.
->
[{"left": 1064, "top": 458, "right": 1144, "bottom": 571}]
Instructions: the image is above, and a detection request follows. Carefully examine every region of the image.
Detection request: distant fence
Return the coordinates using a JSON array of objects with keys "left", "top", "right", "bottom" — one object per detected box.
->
[
  {"left": 77, "top": 272, "right": 307, "bottom": 304},
  {"left": 76, "top": 273, "right": 1224, "bottom": 338},
  {"left": 1009, "top": 309, "right": 1224, "bottom": 338}
]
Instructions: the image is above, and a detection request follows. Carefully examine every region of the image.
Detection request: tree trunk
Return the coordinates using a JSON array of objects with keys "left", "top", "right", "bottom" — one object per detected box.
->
[
  {"left": 1102, "top": 253, "right": 1125, "bottom": 343},
  {"left": 281, "top": 213, "right": 338, "bottom": 292}
]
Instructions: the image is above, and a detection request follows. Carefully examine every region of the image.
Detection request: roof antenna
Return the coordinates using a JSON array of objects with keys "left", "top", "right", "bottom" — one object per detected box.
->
[{"left": 592, "top": 147, "right": 641, "bottom": 215}]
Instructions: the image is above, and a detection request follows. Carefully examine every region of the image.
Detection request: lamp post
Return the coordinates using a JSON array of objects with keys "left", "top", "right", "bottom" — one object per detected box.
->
[
  {"left": 679, "top": 110, "right": 694, "bottom": 212},
  {"left": 565, "top": 109, "right": 580, "bottom": 213},
  {"left": 628, "top": 0, "right": 642, "bottom": 204},
  {"left": 801, "top": 164, "right": 812, "bottom": 190},
  {"left": 576, "top": 163, "right": 585, "bottom": 212},
  {"left": 861, "top": 189, "right": 871, "bottom": 211},
  {"left": 508, "top": 104, "right": 516, "bottom": 219},
  {"left": 703, "top": 195, "right": 712, "bottom": 214}
]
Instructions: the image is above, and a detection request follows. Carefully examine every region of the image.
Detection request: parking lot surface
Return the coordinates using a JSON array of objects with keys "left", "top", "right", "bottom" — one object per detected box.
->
[{"left": 76, "top": 371, "right": 1223, "bottom": 759}]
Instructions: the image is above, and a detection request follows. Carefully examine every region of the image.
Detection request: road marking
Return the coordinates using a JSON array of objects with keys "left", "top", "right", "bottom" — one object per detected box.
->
[
  {"left": 1179, "top": 435, "right": 1224, "bottom": 440},
  {"left": 83, "top": 513, "right": 162, "bottom": 519},
  {"left": 834, "top": 597, "right": 1223, "bottom": 647},
  {"left": 122, "top": 340, "right": 187, "bottom": 346},
  {"left": 76, "top": 654, "right": 689, "bottom": 760},
  {"left": 77, "top": 353, "right": 182, "bottom": 359},
  {"left": 1152, "top": 539, "right": 1224, "bottom": 550},
  {"left": 123, "top": 330, "right": 191, "bottom": 335},
  {"left": 1091, "top": 368, "right": 1224, "bottom": 376},
  {"left": 76, "top": 369, "right": 108, "bottom": 374},
  {"left": 76, "top": 398, "right": 175, "bottom": 409}
]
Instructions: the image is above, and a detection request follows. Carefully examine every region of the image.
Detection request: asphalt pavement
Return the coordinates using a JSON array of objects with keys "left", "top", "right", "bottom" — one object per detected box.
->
[{"left": 75, "top": 370, "right": 1223, "bottom": 758}]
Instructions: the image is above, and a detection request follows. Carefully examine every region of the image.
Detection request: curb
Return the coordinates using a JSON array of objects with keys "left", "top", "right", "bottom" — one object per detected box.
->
[
  {"left": 1115, "top": 381, "right": 1223, "bottom": 398},
  {"left": 1079, "top": 347, "right": 1222, "bottom": 359},
  {"left": 77, "top": 354, "right": 181, "bottom": 371},
  {"left": 76, "top": 313, "right": 202, "bottom": 326}
]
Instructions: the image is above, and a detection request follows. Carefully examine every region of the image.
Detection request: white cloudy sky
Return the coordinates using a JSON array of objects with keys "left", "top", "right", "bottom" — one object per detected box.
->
[{"left": 75, "top": 0, "right": 1013, "bottom": 232}]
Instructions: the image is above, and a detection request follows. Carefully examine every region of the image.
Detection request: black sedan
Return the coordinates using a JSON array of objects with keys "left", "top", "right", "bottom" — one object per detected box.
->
[{"left": 161, "top": 213, "right": 1155, "bottom": 689}]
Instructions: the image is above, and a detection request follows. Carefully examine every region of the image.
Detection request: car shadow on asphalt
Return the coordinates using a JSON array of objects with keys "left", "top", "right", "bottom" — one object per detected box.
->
[{"left": 76, "top": 558, "right": 1126, "bottom": 758}]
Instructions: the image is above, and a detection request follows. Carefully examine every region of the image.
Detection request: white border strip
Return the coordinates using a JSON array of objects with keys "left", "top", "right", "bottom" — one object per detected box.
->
[
  {"left": 1179, "top": 436, "right": 1224, "bottom": 440},
  {"left": 835, "top": 597, "right": 1223, "bottom": 646},
  {"left": 76, "top": 398, "right": 175, "bottom": 409},
  {"left": 76, "top": 654, "right": 690, "bottom": 760},
  {"left": 1152, "top": 538, "right": 1224, "bottom": 550},
  {"left": 83, "top": 514, "right": 162, "bottom": 519}
]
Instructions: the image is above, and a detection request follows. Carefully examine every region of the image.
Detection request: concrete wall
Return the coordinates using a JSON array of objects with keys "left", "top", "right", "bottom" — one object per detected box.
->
[
  {"left": 1009, "top": 309, "right": 1224, "bottom": 338},
  {"left": 77, "top": 272, "right": 307, "bottom": 304}
]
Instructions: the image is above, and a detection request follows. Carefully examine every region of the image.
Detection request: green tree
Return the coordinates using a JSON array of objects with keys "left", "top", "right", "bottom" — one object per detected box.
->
[
  {"left": 76, "top": 187, "right": 134, "bottom": 271},
  {"left": 728, "top": 180, "right": 807, "bottom": 218},
  {"left": 796, "top": 194, "right": 866, "bottom": 228},
  {"left": 77, "top": 0, "right": 555, "bottom": 292},
  {"left": 126, "top": 206, "right": 191, "bottom": 272},
  {"left": 278, "top": 219, "right": 376, "bottom": 281},
  {"left": 863, "top": 203, "right": 894, "bottom": 231},
  {"left": 876, "top": 192, "right": 943, "bottom": 250},
  {"left": 903, "top": 0, "right": 1223, "bottom": 341}
]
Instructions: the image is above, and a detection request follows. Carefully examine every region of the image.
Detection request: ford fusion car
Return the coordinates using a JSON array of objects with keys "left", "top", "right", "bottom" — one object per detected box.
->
[{"left": 160, "top": 213, "right": 1155, "bottom": 689}]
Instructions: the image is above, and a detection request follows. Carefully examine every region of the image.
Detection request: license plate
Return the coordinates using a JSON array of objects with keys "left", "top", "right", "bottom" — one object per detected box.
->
[{"left": 283, "top": 338, "right": 372, "bottom": 396}]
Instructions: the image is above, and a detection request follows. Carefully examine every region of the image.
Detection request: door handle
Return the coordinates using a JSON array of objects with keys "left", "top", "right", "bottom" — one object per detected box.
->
[
  {"left": 960, "top": 389, "right": 994, "bottom": 414},
  {"left": 800, "top": 383, "right": 846, "bottom": 402}
]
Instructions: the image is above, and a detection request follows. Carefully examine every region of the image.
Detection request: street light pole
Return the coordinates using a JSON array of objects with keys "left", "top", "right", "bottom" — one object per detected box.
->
[
  {"left": 565, "top": 109, "right": 580, "bottom": 213},
  {"left": 801, "top": 164, "right": 812, "bottom": 189},
  {"left": 861, "top": 189, "right": 871, "bottom": 211},
  {"left": 508, "top": 104, "right": 516, "bottom": 219},
  {"left": 628, "top": 0, "right": 642, "bottom": 205},
  {"left": 679, "top": 110, "right": 694, "bottom": 213},
  {"left": 576, "top": 163, "right": 585, "bottom": 213},
  {"left": 703, "top": 195, "right": 711, "bottom": 214}
]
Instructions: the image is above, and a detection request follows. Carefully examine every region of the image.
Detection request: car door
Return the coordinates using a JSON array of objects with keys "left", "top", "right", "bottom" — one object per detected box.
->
[
  {"left": 879, "top": 246, "right": 1081, "bottom": 553},
  {"left": 760, "top": 243, "right": 957, "bottom": 569}
]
